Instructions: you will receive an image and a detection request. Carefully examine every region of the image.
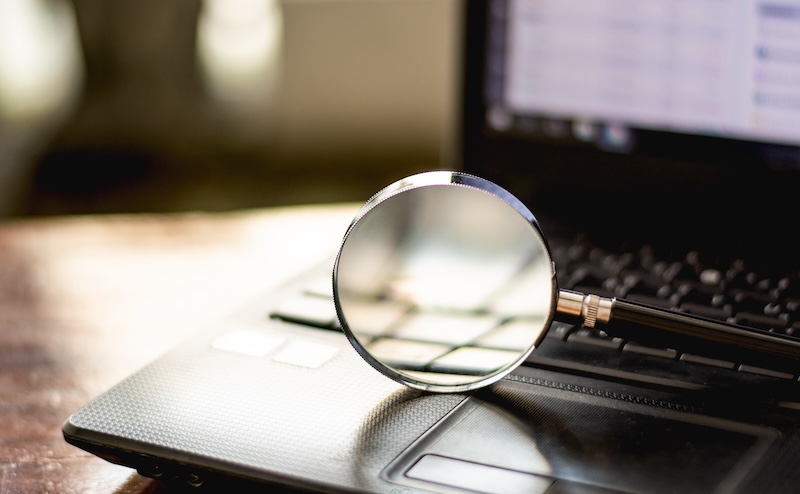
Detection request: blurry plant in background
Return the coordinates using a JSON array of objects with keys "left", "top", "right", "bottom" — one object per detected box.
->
[
  {"left": 0, "top": 0, "right": 83, "bottom": 120},
  {"left": 0, "top": 0, "right": 84, "bottom": 215},
  {"left": 197, "top": 0, "right": 283, "bottom": 111}
]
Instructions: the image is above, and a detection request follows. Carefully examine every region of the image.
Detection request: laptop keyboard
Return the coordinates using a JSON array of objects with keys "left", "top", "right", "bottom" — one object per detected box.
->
[
  {"left": 552, "top": 235, "right": 800, "bottom": 337},
  {"left": 269, "top": 235, "right": 800, "bottom": 386}
]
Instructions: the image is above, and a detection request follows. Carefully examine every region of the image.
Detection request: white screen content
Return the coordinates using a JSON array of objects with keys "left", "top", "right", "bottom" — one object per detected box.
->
[{"left": 502, "top": 0, "right": 800, "bottom": 146}]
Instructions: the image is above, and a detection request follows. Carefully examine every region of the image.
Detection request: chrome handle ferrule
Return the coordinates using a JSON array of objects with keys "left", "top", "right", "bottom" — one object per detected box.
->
[{"left": 556, "top": 289, "right": 613, "bottom": 328}]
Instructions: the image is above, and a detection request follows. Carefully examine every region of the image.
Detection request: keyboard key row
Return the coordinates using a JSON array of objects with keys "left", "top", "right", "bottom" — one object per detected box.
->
[
  {"left": 545, "top": 319, "right": 800, "bottom": 381},
  {"left": 270, "top": 265, "right": 800, "bottom": 385}
]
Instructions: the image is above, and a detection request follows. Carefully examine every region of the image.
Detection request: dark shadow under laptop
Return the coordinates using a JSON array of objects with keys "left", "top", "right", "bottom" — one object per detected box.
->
[{"left": 64, "top": 2, "right": 800, "bottom": 493}]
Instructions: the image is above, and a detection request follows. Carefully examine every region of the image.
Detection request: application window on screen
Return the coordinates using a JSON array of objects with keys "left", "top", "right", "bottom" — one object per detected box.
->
[{"left": 497, "top": 0, "right": 800, "bottom": 147}]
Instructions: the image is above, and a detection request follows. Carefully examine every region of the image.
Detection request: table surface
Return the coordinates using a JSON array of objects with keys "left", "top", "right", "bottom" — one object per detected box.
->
[{"left": 0, "top": 204, "right": 358, "bottom": 493}]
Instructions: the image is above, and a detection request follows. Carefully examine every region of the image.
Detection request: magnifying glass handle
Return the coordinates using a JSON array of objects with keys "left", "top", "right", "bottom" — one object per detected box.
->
[{"left": 556, "top": 289, "right": 800, "bottom": 375}]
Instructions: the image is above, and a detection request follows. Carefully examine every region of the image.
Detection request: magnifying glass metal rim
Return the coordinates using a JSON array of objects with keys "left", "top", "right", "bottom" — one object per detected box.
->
[{"left": 332, "top": 170, "right": 559, "bottom": 393}]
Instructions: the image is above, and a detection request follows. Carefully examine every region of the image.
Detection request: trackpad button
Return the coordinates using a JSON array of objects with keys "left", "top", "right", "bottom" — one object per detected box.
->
[{"left": 407, "top": 454, "right": 554, "bottom": 494}]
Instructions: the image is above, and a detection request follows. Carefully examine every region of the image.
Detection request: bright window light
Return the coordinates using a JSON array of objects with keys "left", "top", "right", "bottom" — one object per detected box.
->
[
  {"left": 197, "top": 0, "right": 282, "bottom": 105},
  {"left": 0, "top": 0, "right": 83, "bottom": 122}
]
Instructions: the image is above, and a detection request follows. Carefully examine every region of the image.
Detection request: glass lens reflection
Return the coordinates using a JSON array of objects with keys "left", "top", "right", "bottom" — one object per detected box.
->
[{"left": 334, "top": 175, "right": 557, "bottom": 392}]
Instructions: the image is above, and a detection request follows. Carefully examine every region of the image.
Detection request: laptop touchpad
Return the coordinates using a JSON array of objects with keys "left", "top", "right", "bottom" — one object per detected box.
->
[{"left": 386, "top": 379, "right": 775, "bottom": 494}]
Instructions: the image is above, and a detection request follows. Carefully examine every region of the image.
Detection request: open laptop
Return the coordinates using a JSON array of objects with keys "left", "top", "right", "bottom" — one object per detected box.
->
[{"left": 64, "top": 1, "right": 800, "bottom": 493}]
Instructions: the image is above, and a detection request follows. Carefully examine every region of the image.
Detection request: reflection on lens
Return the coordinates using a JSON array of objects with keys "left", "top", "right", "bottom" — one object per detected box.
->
[{"left": 334, "top": 171, "right": 557, "bottom": 393}]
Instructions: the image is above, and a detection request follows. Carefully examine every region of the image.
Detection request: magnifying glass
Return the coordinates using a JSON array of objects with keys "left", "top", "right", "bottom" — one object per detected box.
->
[{"left": 333, "top": 170, "right": 800, "bottom": 393}]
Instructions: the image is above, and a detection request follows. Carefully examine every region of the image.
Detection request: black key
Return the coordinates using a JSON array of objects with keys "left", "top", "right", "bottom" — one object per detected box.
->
[
  {"left": 763, "top": 301, "right": 784, "bottom": 317},
  {"left": 730, "top": 289, "right": 776, "bottom": 314},
  {"left": 698, "top": 268, "right": 724, "bottom": 286},
  {"left": 568, "top": 264, "right": 615, "bottom": 290},
  {"left": 623, "top": 342, "right": 678, "bottom": 359},
  {"left": 673, "top": 282, "right": 722, "bottom": 307},
  {"left": 733, "top": 312, "right": 790, "bottom": 333},
  {"left": 621, "top": 272, "right": 672, "bottom": 299},
  {"left": 679, "top": 353, "right": 735, "bottom": 370},
  {"left": 546, "top": 321, "right": 577, "bottom": 341},
  {"left": 737, "top": 364, "right": 795, "bottom": 380},
  {"left": 679, "top": 302, "right": 731, "bottom": 321},
  {"left": 567, "top": 328, "right": 624, "bottom": 350}
]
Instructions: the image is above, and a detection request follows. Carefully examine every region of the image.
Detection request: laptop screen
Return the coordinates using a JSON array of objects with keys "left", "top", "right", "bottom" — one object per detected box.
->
[
  {"left": 487, "top": 0, "right": 800, "bottom": 154},
  {"left": 458, "top": 0, "right": 800, "bottom": 249}
]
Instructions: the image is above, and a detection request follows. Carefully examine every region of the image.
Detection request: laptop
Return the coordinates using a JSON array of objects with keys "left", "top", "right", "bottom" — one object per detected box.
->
[{"left": 64, "top": 1, "right": 800, "bottom": 493}]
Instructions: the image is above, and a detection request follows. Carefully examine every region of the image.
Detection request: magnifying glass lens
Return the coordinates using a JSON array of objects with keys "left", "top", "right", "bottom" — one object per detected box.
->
[{"left": 334, "top": 171, "right": 557, "bottom": 393}]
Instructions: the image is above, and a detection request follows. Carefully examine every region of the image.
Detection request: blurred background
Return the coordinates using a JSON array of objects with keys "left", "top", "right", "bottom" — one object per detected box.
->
[{"left": 0, "top": 0, "right": 459, "bottom": 217}]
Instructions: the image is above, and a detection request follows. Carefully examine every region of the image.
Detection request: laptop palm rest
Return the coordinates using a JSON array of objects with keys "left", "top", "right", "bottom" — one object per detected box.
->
[{"left": 386, "top": 378, "right": 776, "bottom": 494}]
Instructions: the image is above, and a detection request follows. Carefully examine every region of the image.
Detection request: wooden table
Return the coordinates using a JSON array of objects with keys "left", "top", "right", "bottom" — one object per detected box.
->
[{"left": 0, "top": 204, "right": 357, "bottom": 493}]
